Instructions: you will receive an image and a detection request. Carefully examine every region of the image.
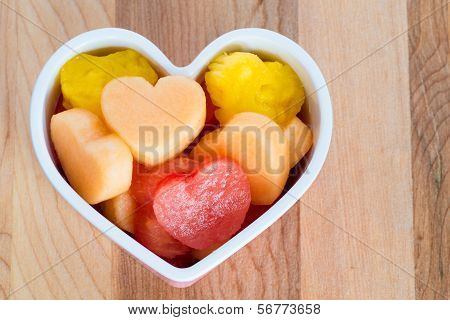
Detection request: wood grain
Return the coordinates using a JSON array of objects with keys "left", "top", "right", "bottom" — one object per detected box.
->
[
  {"left": 295, "top": 0, "right": 416, "bottom": 299},
  {"left": 0, "top": 0, "right": 16, "bottom": 300},
  {"left": 408, "top": 0, "right": 449, "bottom": 299},
  {"left": 0, "top": 0, "right": 447, "bottom": 299},
  {"left": 4, "top": 0, "right": 115, "bottom": 299},
  {"left": 116, "top": 0, "right": 298, "bottom": 67}
]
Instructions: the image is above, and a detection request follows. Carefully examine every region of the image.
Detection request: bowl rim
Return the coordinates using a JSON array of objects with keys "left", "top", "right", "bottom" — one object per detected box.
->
[{"left": 29, "top": 27, "right": 333, "bottom": 284}]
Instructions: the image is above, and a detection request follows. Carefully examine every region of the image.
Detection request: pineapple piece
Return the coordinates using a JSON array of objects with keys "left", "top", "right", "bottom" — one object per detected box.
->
[
  {"left": 60, "top": 49, "right": 158, "bottom": 116},
  {"left": 205, "top": 52, "right": 305, "bottom": 126}
]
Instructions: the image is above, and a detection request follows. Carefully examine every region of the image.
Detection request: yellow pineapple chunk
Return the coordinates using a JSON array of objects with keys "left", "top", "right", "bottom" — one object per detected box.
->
[
  {"left": 205, "top": 52, "right": 305, "bottom": 126},
  {"left": 60, "top": 49, "right": 158, "bottom": 116}
]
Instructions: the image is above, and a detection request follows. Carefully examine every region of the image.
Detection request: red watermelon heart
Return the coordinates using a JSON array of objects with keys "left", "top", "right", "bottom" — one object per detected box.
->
[{"left": 153, "top": 158, "right": 251, "bottom": 249}]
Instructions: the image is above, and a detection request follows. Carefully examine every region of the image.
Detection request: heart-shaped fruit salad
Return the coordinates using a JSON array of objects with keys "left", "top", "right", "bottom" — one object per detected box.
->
[{"left": 50, "top": 49, "right": 313, "bottom": 267}]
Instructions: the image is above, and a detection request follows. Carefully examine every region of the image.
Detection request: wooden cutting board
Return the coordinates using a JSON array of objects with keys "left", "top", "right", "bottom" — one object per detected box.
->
[{"left": 0, "top": 0, "right": 448, "bottom": 299}]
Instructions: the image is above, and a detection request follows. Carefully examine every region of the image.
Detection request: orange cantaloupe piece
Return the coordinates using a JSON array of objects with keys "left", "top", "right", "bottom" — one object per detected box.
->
[
  {"left": 101, "top": 191, "right": 136, "bottom": 233},
  {"left": 192, "top": 112, "right": 290, "bottom": 205},
  {"left": 284, "top": 117, "right": 313, "bottom": 168},
  {"left": 101, "top": 76, "right": 206, "bottom": 167},
  {"left": 50, "top": 108, "right": 133, "bottom": 204}
]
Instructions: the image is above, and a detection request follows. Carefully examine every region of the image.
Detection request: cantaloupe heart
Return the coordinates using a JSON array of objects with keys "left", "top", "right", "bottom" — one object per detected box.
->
[{"left": 102, "top": 76, "right": 206, "bottom": 167}]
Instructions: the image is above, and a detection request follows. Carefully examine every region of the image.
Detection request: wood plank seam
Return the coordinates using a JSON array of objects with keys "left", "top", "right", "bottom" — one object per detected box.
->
[{"left": 408, "top": 0, "right": 449, "bottom": 299}]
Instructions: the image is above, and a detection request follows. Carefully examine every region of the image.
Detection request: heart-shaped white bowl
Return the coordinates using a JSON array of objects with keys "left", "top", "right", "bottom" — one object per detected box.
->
[{"left": 30, "top": 28, "right": 332, "bottom": 287}]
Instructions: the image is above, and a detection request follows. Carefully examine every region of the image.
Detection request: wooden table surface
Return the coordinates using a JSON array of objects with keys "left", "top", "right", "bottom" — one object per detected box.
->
[{"left": 0, "top": 0, "right": 448, "bottom": 299}]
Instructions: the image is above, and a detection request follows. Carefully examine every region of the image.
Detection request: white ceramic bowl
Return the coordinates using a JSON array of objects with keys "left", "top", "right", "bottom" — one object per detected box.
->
[{"left": 30, "top": 28, "right": 332, "bottom": 287}]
